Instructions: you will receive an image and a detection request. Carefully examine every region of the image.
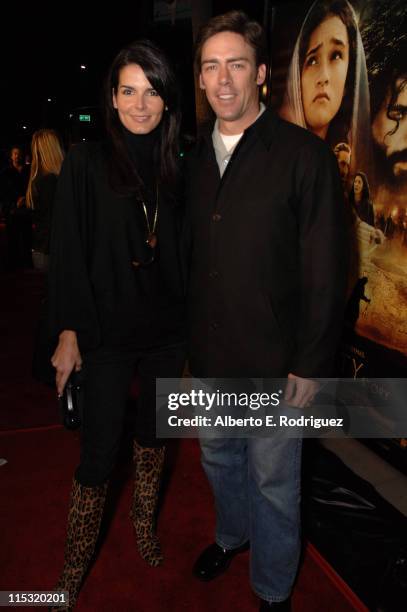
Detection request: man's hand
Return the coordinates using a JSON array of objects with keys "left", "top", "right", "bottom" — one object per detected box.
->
[
  {"left": 51, "top": 330, "right": 82, "bottom": 396},
  {"left": 284, "top": 372, "right": 320, "bottom": 408}
]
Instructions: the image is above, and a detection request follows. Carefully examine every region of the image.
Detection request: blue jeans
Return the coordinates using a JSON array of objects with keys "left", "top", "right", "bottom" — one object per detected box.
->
[{"left": 200, "top": 432, "right": 302, "bottom": 603}]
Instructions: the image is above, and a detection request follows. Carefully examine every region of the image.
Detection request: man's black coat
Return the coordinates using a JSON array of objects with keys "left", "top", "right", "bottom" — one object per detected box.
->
[{"left": 185, "top": 109, "right": 348, "bottom": 378}]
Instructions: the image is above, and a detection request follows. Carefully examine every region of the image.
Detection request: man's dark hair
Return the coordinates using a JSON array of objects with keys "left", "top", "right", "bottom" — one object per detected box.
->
[
  {"left": 194, "top": 10, "right": 268, "bottom": 73},
  {"left": 334, "top": 142, "right": 351, "bottom": 155},
  {"left": 378, "top": 73, "right": 407, "bottom": 138},
  {"left": 361, "top": 0, "right": 407, "bottom": 127},
  {"left": 103, "top": 39, "right": 181, "bottom": 196}
]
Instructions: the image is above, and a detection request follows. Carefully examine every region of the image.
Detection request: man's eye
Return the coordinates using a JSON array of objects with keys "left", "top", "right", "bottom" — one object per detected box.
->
[
  {"left": 148, "top": 90, "right": 159, "bottom": 96},
  {"left": 388, "top": 108, "right": 404, "bottom": 121},
  {"left": 205, "top": 64, "right": 216, "bottom": 72},
  {"left": 122, "top": 89, "right": 133, "bottom": 95},
  {"left": 231, "top": 63, "right": 244, "bottom": 70}
]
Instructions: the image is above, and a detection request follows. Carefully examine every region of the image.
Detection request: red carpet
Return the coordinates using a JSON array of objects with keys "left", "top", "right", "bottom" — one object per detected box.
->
[
  {"left": 0, "top": 430, "right": 366, "bottom": 612},
  {"left": 0, "top": 267, "right": 58, "bottom": 431},
  {"left": 0, "top": 227, "right": 368, "bottom": 611}
]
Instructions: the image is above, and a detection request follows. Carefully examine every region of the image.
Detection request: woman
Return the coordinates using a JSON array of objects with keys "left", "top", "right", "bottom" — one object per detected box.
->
[
  {"left": 26, "top": 129, "right": 64, "bottom": 271},
  {"left": 280, "top": 0, "right": 371, "bottom": 174},
  {"left": 349, "top": 171, "right": 375, "bottom": 226},
  {"left": 48, "top": 40, "right": 186, "bottom": 609}
]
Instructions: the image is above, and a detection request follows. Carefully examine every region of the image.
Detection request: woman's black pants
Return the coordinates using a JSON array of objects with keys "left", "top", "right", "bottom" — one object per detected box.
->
[{"left": 75, "top": 341, "right": 185, "bottom": 487}]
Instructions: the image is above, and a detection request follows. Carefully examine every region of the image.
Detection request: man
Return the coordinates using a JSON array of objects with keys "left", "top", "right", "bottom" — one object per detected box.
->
[
  {"left": 364, "top": 3, "right": 407, "bottom": 207},
  {"left": 0, "top": 145, "right": 30, "bottom": 268},
  {"left": 185, "top": 11, "right": 347, "bottom": 611},
  {"left": 334, "top": 142, "right": 351, "bottom": 189},
  {"left": 372, "top": 72, "right": 407, "bottom": 192},
  {"left": 0, "top": 146, "right": 27, "bottom": 215}
]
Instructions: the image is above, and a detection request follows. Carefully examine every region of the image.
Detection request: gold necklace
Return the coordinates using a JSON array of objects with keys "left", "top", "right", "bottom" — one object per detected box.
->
[{"left": 141, "top": 184, "right": 158, "bottom": 249}]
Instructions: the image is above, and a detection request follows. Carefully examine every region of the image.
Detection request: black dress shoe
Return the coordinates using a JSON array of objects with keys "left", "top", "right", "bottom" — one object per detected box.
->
[
  {"left": 259, "top": 597, "right": 291, "bottom": 611},
  {"left": 193, "top": 542, "right": 249, "bottom": 581}
]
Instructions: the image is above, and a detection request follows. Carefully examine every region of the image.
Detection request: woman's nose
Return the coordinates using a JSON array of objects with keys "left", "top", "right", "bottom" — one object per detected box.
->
[
  {"left": 316, "top": 61, "right": 329, "bottom": 86},
  {"left": 133, "top": 93, "right": 146, "bottom": 110}
]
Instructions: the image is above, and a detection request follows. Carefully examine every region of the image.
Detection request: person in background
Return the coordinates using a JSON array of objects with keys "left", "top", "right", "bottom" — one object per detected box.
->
[
  {"left": 0, "top": 145, "right": 30, "bottom": 268},
  {"left": 372, "top": 71, "right": 407, "bottom": 190},
  {"left": 26, "top": 129, "right": 65, "bottom": 271},
  {"left": 349, "top": 171, "right": 375, "bottom": 226},
  {"left": 47, "top": 39, "right": 185, "bottom": 610},
  {"left": 334, "top": 141, "right": 351, "bottom": 189},
  {"left": 362, "top": 0, "right": 407, "bottom": 204}
]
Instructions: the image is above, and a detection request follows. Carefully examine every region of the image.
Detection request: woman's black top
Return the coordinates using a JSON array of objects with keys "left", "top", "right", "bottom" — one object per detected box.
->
[
  {"left": 47, "top": 137, "right": 185, "bottom": 352},
  {"left": 32, "top": 173, "right": 58, "bottom": 253}
]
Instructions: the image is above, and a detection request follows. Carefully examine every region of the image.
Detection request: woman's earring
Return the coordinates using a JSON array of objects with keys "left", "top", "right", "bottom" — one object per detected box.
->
[{"left": 165, "top": 105, "right": 169, "bottom": 111}]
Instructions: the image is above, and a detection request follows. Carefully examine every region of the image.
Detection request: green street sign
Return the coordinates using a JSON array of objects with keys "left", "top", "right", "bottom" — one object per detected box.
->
[{"left": 79, "top": 114, "right": 91, "bottom": 122}]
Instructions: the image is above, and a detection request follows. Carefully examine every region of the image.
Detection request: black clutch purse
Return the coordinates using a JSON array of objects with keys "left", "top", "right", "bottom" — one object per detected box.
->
[{"left": 59, "top": 371, "right": 84, "bottom": 430}]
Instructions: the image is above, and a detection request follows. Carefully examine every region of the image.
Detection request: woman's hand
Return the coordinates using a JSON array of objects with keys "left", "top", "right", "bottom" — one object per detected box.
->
[{"left": 51, "top": 330, "right": 82, "bottom": 396}]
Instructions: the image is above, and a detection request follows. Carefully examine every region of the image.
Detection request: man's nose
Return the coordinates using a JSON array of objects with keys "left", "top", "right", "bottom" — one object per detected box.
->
[
  {"left": 392, "top": 115, "right": 407, "bottom": 149},
  {"left": 218, "top": 65, "right": 231, "bottom": 85}
]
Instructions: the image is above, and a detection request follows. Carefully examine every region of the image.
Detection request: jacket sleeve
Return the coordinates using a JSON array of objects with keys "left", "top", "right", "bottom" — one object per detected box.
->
[
  {"left": 290, "top": 139, "right": 348, "bottom": 377},
  {"left": 180, "top": 154, "right": 193, "bottom": 295},
  {"left": 46, "top": 145, "right": 101, "bottom": 352}
]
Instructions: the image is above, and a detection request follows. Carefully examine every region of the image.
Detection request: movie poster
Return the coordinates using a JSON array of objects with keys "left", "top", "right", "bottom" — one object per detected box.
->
[{"left": 271, "top": 0, "right": 407, "bottom": 375}]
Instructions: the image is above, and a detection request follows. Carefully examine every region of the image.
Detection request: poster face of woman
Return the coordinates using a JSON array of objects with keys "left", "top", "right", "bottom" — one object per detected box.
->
[
  {"left": 273, "top": 0, "right": 407, "bottom": 367},
  {"left": 353, "top": 174, "right": 363, "bottom": 195},
  {"left": 278, "top": 0, "right": 371, "bottom": 177},
  {"left": 300, "top": 15, "right": 349, "bottom": 139}
]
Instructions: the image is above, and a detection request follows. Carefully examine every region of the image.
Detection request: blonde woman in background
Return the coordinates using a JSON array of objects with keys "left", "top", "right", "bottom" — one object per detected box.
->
[{"left": 26, "top": 129, "right": 64, "bottom": 271}]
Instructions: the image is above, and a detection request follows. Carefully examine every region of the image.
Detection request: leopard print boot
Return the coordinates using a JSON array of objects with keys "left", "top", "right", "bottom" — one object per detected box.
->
[
  {"left": 51, "top": 478, "right": 108, "bottom": 611},
  {"left": 130, "top": 442, "right": 165, "bottom": 567}
]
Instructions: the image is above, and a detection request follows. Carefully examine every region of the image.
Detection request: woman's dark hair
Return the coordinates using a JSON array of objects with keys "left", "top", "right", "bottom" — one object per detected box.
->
[
  {"left": 103, "top": 39, "right": 181, "bottom": 196},
  {"left": 349, "top": 170, "right": 370, "bottom": 206},
  {"left": 299, "top": 0, "right": 357, "bottom": 145},
  {"left": 194, "top": 10, "right": 268, "bottom": 73}
]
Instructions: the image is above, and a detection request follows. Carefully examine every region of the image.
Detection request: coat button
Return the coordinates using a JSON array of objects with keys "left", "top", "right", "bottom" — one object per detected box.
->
[
  {"left": 211, "top": 322, "right": 220, "bottom": 330},
  {"left": 212, "top": 213, "right": 222, "bottom": 222},
  {"left": 209, "top": 270, "right": 219, "bottom": 278}
]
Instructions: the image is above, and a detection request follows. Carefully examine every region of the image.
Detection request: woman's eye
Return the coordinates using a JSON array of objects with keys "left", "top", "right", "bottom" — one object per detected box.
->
[
  {"left": 331, "top": 50, "right": 343, "bottom": 60},
  {"left": 306, "top": 55, "right": 317, "bottom": 67},
  {"left": 148, "top": 90, "right": 159, "bottom": 96}
]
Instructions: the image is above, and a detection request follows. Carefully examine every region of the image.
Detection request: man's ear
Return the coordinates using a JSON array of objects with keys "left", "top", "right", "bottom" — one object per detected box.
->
[
  {"left": 199, "top": 73, "right": 205, "bottom": 90},
  {"left": 256, "top": 64, "right": 267, "bottom": 86},
  {"left": 112, "top": 88, "right": 118, "bottom": 109}
]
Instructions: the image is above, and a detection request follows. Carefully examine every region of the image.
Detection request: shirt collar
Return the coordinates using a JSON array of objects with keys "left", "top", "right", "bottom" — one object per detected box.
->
[
  {"left": 212, "top": 102, "right": 266, "bottom": 147},
  {"left": 198, "top": 104, "right": 279, "bottom": 155}
]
